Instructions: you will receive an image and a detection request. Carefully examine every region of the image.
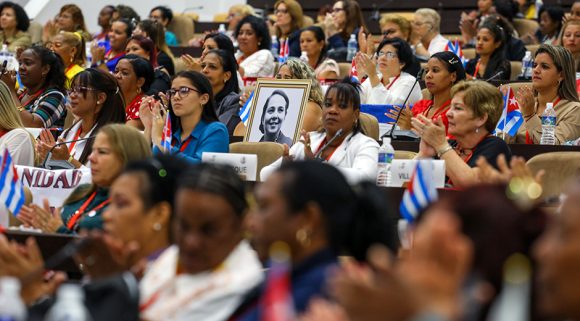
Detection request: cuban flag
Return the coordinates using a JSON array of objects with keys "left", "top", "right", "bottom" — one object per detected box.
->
[
  {"left": 495, "top": 87, "right": 524, "bottom": 137},
  {"left": 262, "top": 242, "right": 295, "bottom": 321},
  {"left": 445, "top": 40, "right": 467, "bottom": 67},
  {"left": 160, "top": 114, "right": 172, "bottom": 153},
  {"left": 0, "top": 149, "right": 25, "bottom": 216},
  {"left": 349, "top": 59, "right": 359, "bottom": 83},
  {"left": 399, "top": 161, "right": 438, "bottom": 224},
  {"left": 279, "top": 38, "right": 289, "bottom": 64},
  {"left": 239, "top": 91, "right": 254, "bottom": 127}
]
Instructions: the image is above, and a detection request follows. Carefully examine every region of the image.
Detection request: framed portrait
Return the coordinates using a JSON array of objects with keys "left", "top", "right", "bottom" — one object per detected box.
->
[{"left": 244, "top": 79, "right": 311, "bottom": 146}]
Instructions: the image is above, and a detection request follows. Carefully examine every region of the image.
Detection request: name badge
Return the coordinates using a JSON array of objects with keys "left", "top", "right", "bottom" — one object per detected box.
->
[
  {"left": 390, "top": 159, "right": 446, "bottom": 188},
  {"left": 202, "top": 152, "right": 258, "bottom": 181}
]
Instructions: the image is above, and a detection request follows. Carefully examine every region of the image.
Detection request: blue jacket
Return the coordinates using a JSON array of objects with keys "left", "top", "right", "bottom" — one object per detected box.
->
[{"left": 153, "top": 120, "right": 229, "bottom": 163}]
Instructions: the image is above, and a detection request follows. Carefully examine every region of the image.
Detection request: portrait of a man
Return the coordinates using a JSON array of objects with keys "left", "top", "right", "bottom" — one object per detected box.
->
[{"left": 258, "top": 89, "right": 293, "bottom": 146}]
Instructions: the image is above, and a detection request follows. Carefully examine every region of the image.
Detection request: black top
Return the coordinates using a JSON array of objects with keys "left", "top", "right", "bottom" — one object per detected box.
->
[
  {"left": 216, "top": 91, "right": 242, "bottom": 136},
  {"left": 157, "top": 51, "right": 175, "bottom": 76},
  {"left": 449, "top": 135, "right": 512, "bottom": 169},
  {"left": 465, "top": 57, "right": 511, "bottom": 81},
  {"left": 146, "top": 67, "right": 171, "bottom": 96}
]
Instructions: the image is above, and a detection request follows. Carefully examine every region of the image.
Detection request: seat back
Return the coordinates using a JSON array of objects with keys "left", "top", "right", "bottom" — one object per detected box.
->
[
  {"left": 510, "top": 61, "right": 522, "bottom": 81},
  {"left": 338, "top": 62, "right": 351, "bottom": 78},
  {"left": 463, "top": 48, "right": 476, "bottom": 60},
  {"left": 168, "top": 14, "right": 195, "bottom": 46},
  {"left": 513, "top": 19, "right": 540, "bottom": 38},
  {"left": 229, "top": 142, "right": 285, "bottom": 181},
  {"left": 359, "top": 112, "right": 379, "bottom": 141},
  {"left": 526, "top": 152, "right": 580, "bottom": 198}
]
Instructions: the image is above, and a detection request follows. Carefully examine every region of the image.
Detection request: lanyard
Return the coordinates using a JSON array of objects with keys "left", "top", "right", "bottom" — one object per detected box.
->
[
  {"left": 66, "top": 191, "right": 110, "bottom": 230},
  {"left": 19, "top": 88, "right": 44, "bottom": 108},
  {"left": 457, "top": 134, "right": 491, "bottom": 164},
  {"left": 422, "top": 99, "right": 451, "bottom": 120},
  {"left": 473, "top": 61, "right": 481, "bottom": 79},
  {"left": 314, "top": 137, "right": 341, "bottom": 161},
  {"left": 383, "top": 75, "right": 400, "bottom": 90},
  {"left": 173, "top": 135, "right": 193, "bottom": 153},
  {"left": 525, "top": 97, "right": 560, "bottom": 144},
  {"left": 68, "top": 126, "right": 82, "bottom": 154}
]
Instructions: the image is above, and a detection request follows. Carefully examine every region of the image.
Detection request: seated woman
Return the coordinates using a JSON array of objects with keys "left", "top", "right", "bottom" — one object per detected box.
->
[
  {"left": 394, "top": 51, "right": 466, "bottom": 133},
  {"left": 465, "top": 21, "right": 510, "bottom": 81},
  {"left": 356, "top": 37, "right": 423, "bottom": 106},
  {"left": 234, "top": 15, "right": 275, "bottom": 78},
  {"left": 93, "top": 5, "right": 114, "bottom": 51},
  {"left": 299, "top": 26, "right": 339, "bottom": 79},
  {"left": 91, "top": 18, "right": 132, "bottom": 73},
  {"left": 114, "top": 54, "right": 154, "bottom": 130},
  {"left": 512, "top": 44, "right": 580, "bottom": 144},
  {"left": 260, "top": 78, "right": 379, "bottom": 184},
  {"left": 134, "top": 19, "right": 175, "bottom": 76},
  {"left": 2, "top": 46, "right": 66, "bottom": 128},
  {"left": 201, "top": 49, "right": 241, "bottom": 136},
  {"left": 82, "top": 155, "right": 190, "bottom": 280},
  {"left": 235, "top": 161, "right": 397, "bottom": 320},
  {"left": 140, "top": 163, "right": 263, "bottom": 321},
  {"left": 358, "top": 13, "right": 413, "bottom": 58},
  {"left": 0, "top": 2, "right": 31, "bottom": 52},
  {"left": 412, "top": 80, "right": 511, "bottom": 189},
  {"left": 18, "top": 124, "right": 151, "bottom": 234},
  {"left": 410, "top": 9, "right": 449, "bottom": 60},
  {"left": 324, "top": 0, "right": 365, "bottom": 53},
  {"left": 561, "top": 20, "right": 580, "bottom": 68},
  {"left": 49, "top": 31, "right": 86, "bottom": 89},
  {"left": 142, "top": 71, "right": 229, "bottom": 164},
  {"left": 125, "top": 35, "right": 171, "bottom": 96},
  {"left": 526, "top": 5, "right": 564, "bottom": 45},
  {"left": 183, "top": 33, "right": 236, "bottom": 72},
  {"left": 0, "top": 81, "right": 35, "bottom": 166},
  {"left": 43, "top": 4, "right": 92, "bottom": 43},
  {"left": 36, "top": 68, "right": 126, "bottom": 168},
  {"left": 276, "top": 57, "right": 325, "bottom": 131},
  {"left": 273, "top": 0, "right": 304, "bottom": 57}
]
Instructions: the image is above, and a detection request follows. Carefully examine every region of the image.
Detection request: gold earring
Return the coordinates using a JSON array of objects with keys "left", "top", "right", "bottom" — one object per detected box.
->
[
  {"left": 153, "top": 223, "right": 162, "bottom": 231},
  {"left": 296, "top": 228, "right": 311, "bottom": 247}
]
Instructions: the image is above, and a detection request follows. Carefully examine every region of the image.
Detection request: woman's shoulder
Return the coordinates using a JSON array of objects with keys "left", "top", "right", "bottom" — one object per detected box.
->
[
  {"left": 201, "top": 120, "right": 229, "bottom": 135},
  {"left": 351, "top": 131, "right": 380, "bottom": 147}
]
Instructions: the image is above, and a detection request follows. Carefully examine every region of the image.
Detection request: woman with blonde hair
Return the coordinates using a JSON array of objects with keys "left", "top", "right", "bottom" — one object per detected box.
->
[
  {"left": 380, "top": 14, "right": 412, "bottom": 42},
  {"left": 0, "top": 81, "right": 35, "bottom": 166},
  {"left": 411, "top": 8, "right": 448, "bottom": 59},
  {"left": 560, "top": 20, "right": 580, "bottom": 67},
  {"left": 275, "top": 57, "right": 324, "bottom": 131},
  {"left": 49, "top": 31, "right": 86, "bottom": 89},
  {"left": 513, "top": 44, "right": 580, "bottom": 144},
  {"left": 412, "top": 80, "right": 511, "bottom": 188},
  {"left": 19, "top": 124, "right": 152, "bottom": 234},
  {"left": 273, "top": 0, "right": 304, "bottom": 57},
  {"left": 43, "top": 4, "right": 91, "bottom": 43}
]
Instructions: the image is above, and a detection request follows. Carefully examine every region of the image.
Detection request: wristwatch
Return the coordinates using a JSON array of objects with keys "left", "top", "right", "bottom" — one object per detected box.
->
[{"left": 437, "top": 144, "right": 453, "bottom": 158}]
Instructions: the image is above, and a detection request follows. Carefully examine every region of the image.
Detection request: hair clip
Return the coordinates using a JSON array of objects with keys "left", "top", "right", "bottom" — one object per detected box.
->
[
  {"left": 448, "top": 57, "right": 459, "bottom": 65},
  {"left": 115, "top": 86, "right": 120, "bottom": 94}
]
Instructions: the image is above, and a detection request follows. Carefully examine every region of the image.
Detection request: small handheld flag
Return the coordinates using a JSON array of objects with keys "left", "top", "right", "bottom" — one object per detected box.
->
[
  {"left": 495, "top": 87, "right": 524, "bottom": 137},
  {"left": 160, "top": 113, "right": 172, "bottom": 153},
  {"left": 239, "top": 91, "right": 254, "bottom": 127},
  {"left": 0, "top": 149, "right": 25, "bottom": 217},
  {"left": 399, "top": 161, "right": 438, "bottom": 224}
]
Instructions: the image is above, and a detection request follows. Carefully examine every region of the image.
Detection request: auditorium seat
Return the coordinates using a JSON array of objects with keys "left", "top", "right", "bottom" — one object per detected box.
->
[
  {"left": 510, "top": 61, "right": 522, "bottom": 81},
  {"left": 168, "top": 14, "right": 195, "bottom": 46},
  {"left": 526, "top": 151, "right": 580, "bottom": 199},
  {"left": 338, "top": 62, "right": 351, "bottom": 78},
  {"left": 462, "top": 48, "right": 476, "bottom": 60},
  {"left": 359, "top": 112, "right": 379, "bottom": 141},
  {"left": 213, "top": 13, "right": 228, "bottom": 22},
  {"left": 230, "top": 142, "right": 285, "bottom": 180},
  {"left": 513, "top": 19, "right": 540, "bottom": 39}
]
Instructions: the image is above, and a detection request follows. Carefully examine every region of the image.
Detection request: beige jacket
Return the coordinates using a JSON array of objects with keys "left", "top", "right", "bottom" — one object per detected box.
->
[{"left": 511, "top": 99, "right": 580, "bottom": 144}]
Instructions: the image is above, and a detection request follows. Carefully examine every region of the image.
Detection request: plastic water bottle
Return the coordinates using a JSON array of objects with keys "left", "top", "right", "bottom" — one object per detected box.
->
[
  {"left": 540, "top": 102, "right": 556, "bottom": 145},
  {"left": 45, "top": 284, "right": 92, "bottom": 321},
  {"left": 271, "top": 35, "right": 279, "bottom": 61},
  {"left": 0, "top": 277, "right": 27, "bottom": 321},
  {"left": 376, "top": 137, "right": 395, "bottom": 187},
  {"left": 299, "top": 51, "right": 308, "bottom": 63},
  {"left": 218, "top": 24, "right": 226, "bottom": 34},
  {"left": 0, "top": 44, "right": 8, "bottom": 68},
  {"left": 521, "top": 51, "right": 533, "bottom": 80},
  {"left": 346, "top": 34, "right": 357, "bottom": 62}
]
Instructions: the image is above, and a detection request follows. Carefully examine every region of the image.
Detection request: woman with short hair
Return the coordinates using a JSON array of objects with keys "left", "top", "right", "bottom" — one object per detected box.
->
[
  {"left": 234, "top": 15, "right": 275, "bottom": 78},
  {"left": 412, "top": 80, "right": 512, "bottom": 188},
  {"left": 49, "top": 31, "right": 86, "bottom": 89}
]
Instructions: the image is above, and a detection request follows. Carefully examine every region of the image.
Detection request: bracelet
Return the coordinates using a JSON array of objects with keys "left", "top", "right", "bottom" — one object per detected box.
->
[
  {"left": 16, "top": 105, "right": 24, "bottom": 112},
  {"left": 437, "top": 144, "right": 453, "bottom": 158}
]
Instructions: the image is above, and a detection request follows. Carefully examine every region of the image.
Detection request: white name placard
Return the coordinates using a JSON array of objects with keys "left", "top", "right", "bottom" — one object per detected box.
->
[
  {"left": 202, "top": 152, "right": 258, "bottom": 181},
  {"left": 389, "top": 159, "right": 446, "bottom": 188}
]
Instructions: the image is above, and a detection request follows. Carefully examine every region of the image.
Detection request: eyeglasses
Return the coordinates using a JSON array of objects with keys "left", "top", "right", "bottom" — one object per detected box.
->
[
  {"left": 274, "top": 9, "right": 288, "bottom": 14},
  {"left": 331, "top": 8, "right": 345, "bottom": 13},
  {"left": 67, "top": 86, "right": 98, "bottom": 96},
  {"left": 166, "top": 86, "right": 199, "bottom": 99},
  {"left": 376, "top": 51, "right": 397, "bottom": 59}
]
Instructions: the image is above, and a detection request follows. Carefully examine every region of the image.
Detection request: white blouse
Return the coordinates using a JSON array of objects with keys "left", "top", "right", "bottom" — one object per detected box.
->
[
  {"left": 236, "top": 49, "right": 275, "bottom": 78},
  {"left": 360, "top": 72, "right": 423, "bottom": 106},
  {"left": 0, "top": 128, "right": 35, "bottom": 166}
]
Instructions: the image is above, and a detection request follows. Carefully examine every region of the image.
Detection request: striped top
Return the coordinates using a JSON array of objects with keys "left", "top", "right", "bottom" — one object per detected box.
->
[{"left": 22, "top": 87, "right": 66, "bottom": 128}]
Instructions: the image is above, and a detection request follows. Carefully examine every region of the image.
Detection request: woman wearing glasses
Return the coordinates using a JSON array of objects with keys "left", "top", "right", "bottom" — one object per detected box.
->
[
  {"left": 141, "top": 71, "right": 229, "bottom": 164},
  {"left": 36, "top": 68, "right": 126, "bottom": 168},
  {"left": 273, "top": 0, "right": 304, "bottom": 57},
  {"left": 324, "top": 0, "right": 365, "bottom": 52},
  {"left": 355, "top": 38, "right": 423, "bottom": 106},
  {"left": 49, "top": 31, "right": 86, "bottom": 89}
]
